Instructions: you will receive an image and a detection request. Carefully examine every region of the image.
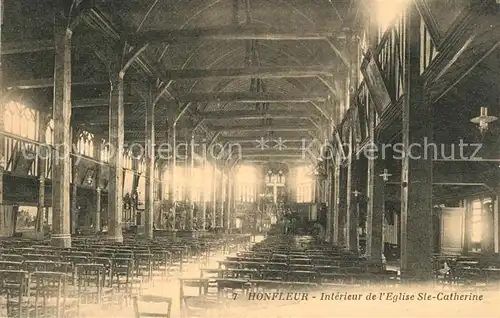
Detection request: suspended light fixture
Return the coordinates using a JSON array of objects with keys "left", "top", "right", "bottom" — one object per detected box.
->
[
  {"left": 379, "top": 169, "right": 392, "bottom": 182},
  {"left": 471, "top": 107, "right": 497, "bottom": 134}
]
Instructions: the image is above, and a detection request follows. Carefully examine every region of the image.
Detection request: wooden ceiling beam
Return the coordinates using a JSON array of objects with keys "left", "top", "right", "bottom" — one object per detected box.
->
[
  {"left": 1, "top": 33, "right": 107, "bottom": 55},
  {"left": 127, "top": 26, "right": 338, "bottom": 45},
  {"left": 72, "top": 98, "right": 142, "bottom": 108},
  {"left": 199, "top": 110, "right": 318, "bottom": 120},
  {"left": 163, "top": 66, "right": 334, "bottom": 81},
  {"left": 177, "top": 92, "right": 327, "bottom": 103},
  {"left": 215, "top": 125, "right": 313, "bottom": 132},
  {"left": 5, "top": 78, "right": 109, "bottom": 89},
  {"left": 219, "top": 138, "right": 311, "bottom": 143}
]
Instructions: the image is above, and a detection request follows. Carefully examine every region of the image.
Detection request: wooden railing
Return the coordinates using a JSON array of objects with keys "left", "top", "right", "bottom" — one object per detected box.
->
[
  {"left": 4, "top": 133, "right": 40, "bottom": 177},
  {"left": 419, "top": 15, "right": 439, "bottom": 75},
  {"left": 374, "top": 14, "right": 405, "bottom": 103}
]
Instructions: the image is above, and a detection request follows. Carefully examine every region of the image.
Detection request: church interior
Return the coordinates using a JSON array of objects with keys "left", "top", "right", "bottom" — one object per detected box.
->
[{"left": 0, "top": 0, "right": 500, "bottom": 317}]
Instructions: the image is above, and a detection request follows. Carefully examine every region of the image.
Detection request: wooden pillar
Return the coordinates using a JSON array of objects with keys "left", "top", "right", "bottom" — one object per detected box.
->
[
  {"left": 366, "top": 155, "right": 385, "bottom": 262},
  {"left": 400, "top": 4, "right": 433, "bottom": 280},
  {"left": 51, "top": 23, "right": 72, "bottom": 248},
  {"left": 167, "top": 114, "right": 176, "bottom": 230},
  {"left": 188, "top": 133, "right": 195, "bottom": 230},
  {"left": 462, "top": 200, "right": 470, "bottom": 254},
  {"left": 349, "top": 157, "right": 360, "bottom": 252},
  {"left": 95, "top": 187, "right": 101, "bottom": 233},
  {"left": 212, "top": 164, "right": 217, "bottom": 228},
  {"left": 366, "top": 101, "right": 385, "bottom": 260},
  {"left": 345, "top": 129, "right": 353, "bottom": 250},
  {"left": 494, "top": 197, "right": 499, "bottom": 254},
  {"left": 0, "top": 0, "right": 4, "bottom": 211},
  {"left": 36, "top": 115, "right": 50, "bottom": 235},
  {"left": 145, "top": 84, "right": 155, "bottom": 239},
  {"left": 332, "top": 154, "right": 341, "bottom": 244},
  {"left": 225, "top": 171, "right": 232, "bottom": 233},
  {"left": 220, "top": 168, "right": 225, "bottom": 228},
  {"left": 325, "top": 161, "right": 332, "bottom": 242},
  {"left": 70, "top": 141, "right": 78, "bottom": 235},
  {"left": 107, "top": 71, "right": 124, "bottom": 243},
  {"left": 338, "top": 164, "right": 347, "bottom": 247},
  {"left": 201, "top": 150, "right": 207, "bottom": 231},
  {"left": 94, "top": 139, "right": 102, "bottom": 233}
]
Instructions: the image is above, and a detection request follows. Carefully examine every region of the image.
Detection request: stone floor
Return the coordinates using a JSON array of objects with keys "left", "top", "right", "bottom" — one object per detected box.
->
[
  {"left": 81, "top": 236, "right": 265, "bottom": 318},
  {"left": 80, "top": 238, "right": 500, "bottom": 318}
]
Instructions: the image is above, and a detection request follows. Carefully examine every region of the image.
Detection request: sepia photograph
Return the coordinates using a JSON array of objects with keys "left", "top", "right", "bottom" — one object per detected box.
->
[{"left": 0, "top": 0, "right": 499, "bottom": 317}]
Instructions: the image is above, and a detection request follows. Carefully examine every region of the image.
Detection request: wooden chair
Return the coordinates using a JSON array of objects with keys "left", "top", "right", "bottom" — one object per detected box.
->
[
  {"left": 133, "top": 295, "right": 172, "bottom": 318},
  {"left": 179, "top": 278, "right": 219, "bottom": 318},
  {"left": 75, "top": 263, "right": 113, "bottom": 306},
  {"left": 0, "top": 270, "right": 30, "bottom": 318},
  {"left": 28, "top": 271, "right": 79, "bottom": 318}
]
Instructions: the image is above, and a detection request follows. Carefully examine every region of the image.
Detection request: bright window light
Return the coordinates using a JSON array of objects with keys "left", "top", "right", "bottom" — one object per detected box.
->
[{"left": 375, "top": 0, "right": 408, "bottom": 32}]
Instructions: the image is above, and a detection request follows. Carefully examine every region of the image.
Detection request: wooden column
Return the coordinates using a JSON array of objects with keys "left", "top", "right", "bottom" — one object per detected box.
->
[
  {"left": 70, "top": 140, "right": 78, "bottom": 235},
  {"left": 36, "top": 115, "right": 50, "bottom": 235},
  {"left": 349, "top": 157, "right": 360, "bottom": 252},
  {"left": 201, "top": 150, "right": 207, "bottom": 231},
  {"left": 188, "top": 133, "right": 195, "bottom": 230},
  {"left": 51, "top": 23, "right": 72, "bottom": 247},
  {"left": 225, "top": 171, "right": 232, "bottom": 233},
  {"left": 212, "top": 164, "right": 217, "bottom": 228},
  {"left": 345, "top": 129, "right": 353, "bottom": 250},
  {"left": 462, "top": 200, "right": 470, "bottom": 254},
  {"left": 95, "top": 187, "right": 101, "bottom": 233},
  {"left": 400, "top": 4, "right": 433, "bottom": 280},
  {"left": 325, "top": 160, "right": 332, "bottom": 242},
  {"left": 338, "top": 164, "right": 347, "bottom": 247},
  {"left": 495, "top": 197, "right": 499, "bottom": 254},
  {"left": 167, "top": 114, "right": 176, "bottom": 230},
  {"left": 145, "top": 84, "right": 155, "bottom": 239},
  {"left": 108, "top": 70, "right": 125, "bottom": 243},
  {"left": 0, "top": 0, "right": 4, "bottom": 211},
  {"left": 94, "top": 139, "right": 102, "bottom": 233},
  {"left": 332, "top": 154, "right": 341, "bottom": 244},
  {"left": 366, "top": 154, "right": 385, "bottom": 262},
  {"left": 220, "top": 168, "right": 225, "bottom": 228}
]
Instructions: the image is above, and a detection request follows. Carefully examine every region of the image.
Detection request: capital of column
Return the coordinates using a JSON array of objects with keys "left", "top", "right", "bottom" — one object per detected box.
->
[{"left": 96, "top": 187, "right": 101, "bottom": 193}]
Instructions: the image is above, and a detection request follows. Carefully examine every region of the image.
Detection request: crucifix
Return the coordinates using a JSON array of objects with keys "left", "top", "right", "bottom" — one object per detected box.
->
[{"left": 379, "top": 169, "right": 392, "bottom": 181}]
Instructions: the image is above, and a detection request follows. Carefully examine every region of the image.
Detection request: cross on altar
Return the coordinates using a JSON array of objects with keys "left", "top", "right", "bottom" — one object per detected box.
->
[
  {"left": 380, "top": 169, "right": 392, "bottom": 181},
  {"left": 266, "top": 175, "right": 285, "bottom": 204},
  {"left": 353, "top": 190, "right": 362, "bottom": 197}
]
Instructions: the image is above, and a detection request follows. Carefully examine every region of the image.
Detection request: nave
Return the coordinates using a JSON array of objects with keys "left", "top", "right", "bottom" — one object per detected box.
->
[
  {"left": 2, "top": 0, "right": 500, "bottom": 316},
  {"left": 2, "top": 232, "right": 498, "bottom": 318}
]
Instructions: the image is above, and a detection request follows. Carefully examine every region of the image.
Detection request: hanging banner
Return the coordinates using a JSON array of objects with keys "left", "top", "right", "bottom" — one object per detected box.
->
[{"left": 361, "top": 50, "right": 392, "bottom": 115}]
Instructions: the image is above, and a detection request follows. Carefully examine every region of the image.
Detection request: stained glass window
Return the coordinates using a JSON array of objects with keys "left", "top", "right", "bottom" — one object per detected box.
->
[
  {"left": 100, "top": 140, "right": 110, "bottom": 163},
  {"left": 76, "top": 130, "right": 95, "bottom": 157}
]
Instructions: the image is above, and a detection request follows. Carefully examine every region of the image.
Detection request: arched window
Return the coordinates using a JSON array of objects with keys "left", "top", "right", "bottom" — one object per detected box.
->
[
  {"left": 76, "top": 130, "right": 95, "bottom": 157},
  {"left": 123, "top": 151, "right": 133, "bottom": 170},
  {"left": 296, "top": 165, "right": 313, "bottom": 203},
  {"left": 100, "top": 140, "right": 110, "bottom": 163},
  {"left": 4, "top": 101, "right": 38, "bottom": 140},
  {"left": 235, "top": 165, "right": 257, "bottom": 203}
]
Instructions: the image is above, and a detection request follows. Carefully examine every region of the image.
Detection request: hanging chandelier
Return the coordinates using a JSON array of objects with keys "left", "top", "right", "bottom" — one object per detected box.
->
[{"left": 471, "top": 107, "right": 497, "bottom": 134}]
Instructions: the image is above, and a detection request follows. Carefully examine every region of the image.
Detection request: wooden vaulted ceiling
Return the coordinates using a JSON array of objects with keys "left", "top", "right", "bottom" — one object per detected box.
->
[{"left": 2, "top": 0, "right": 361, "bottom": 166}]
